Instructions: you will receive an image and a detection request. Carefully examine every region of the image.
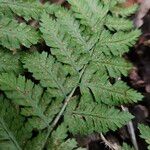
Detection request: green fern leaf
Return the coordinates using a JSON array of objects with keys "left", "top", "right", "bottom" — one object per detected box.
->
[
  {"left": 22, "top": 51, "right": 79, "bottom": 99},
  {"left": 64, "top": 100, "right": 133, "bottom": 134},
  {"left": 111, "top": 4, "right": 138, "bottom": 17},
  {"left": 67, "top": 0, "right": 109, "bottom": 32},
  {"left": 55, "top": 8, "right": 86, "bottom": 47},
  {"left": 0, "top": 73, "right": 61, "bottom": 130},
  {"left": 138, "top": 124, "right": 150, "bottom": 150},
  {"left": 24, "top": 131, "right": 48, "bottom": 150},
  {"left": 0, "top": 0, "right": 60, "bottom": 20},
  {"left": 47, "top": 124, "right": 86, "bottom": 150},
  {"left": 40, "top": 13, "right": 90, "bottom": 72},
  {"left": 0, "top": 96, "right": 32, "bottom": 150},
  {"left": 0, "top": 0, "right": 142, "bottom": 149},
  {"left": 91, "top": 51, "right": 132, "bottom": 77},
  {"left": 0, "top": 47, "right": 22, "bottom": 74},
  {"left": 25, "top": 124, "right": 85, "bottom": 150},
  {"left": 55, "top": 8, "right": 97, "bottom": 51},
  {"left": 105, "top": 15, "right": 133, "bottom": 31},
  {"left": 97, "top": 29, "right": 141, "bottom": 56},
  {"left": 0, "top": 18, "right": 39, "bottom": 50},
  {"left": 80, "top": 70, "right": 143, "bottom": 105}
]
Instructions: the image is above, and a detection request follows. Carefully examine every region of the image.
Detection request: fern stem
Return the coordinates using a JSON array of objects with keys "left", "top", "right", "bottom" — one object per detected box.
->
[
  {"left": 0, "top": 118, "right": 22, "bottom": 150},
  {"left": 41, "top": 86, "right": 76, "bottom": 149},
  {"left": 50, "top": 86, "right": 77, "bottom": 130}
]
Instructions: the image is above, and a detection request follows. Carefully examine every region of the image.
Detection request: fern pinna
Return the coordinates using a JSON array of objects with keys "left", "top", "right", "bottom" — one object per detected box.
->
[{"left": 0, "top": 0, "right": 143, "bottom": 149}]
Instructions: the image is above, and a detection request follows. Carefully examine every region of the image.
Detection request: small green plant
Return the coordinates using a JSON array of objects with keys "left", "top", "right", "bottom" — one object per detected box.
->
[
  {"left": 0, "top": 0, "right": 144, "bottom": 149},
  {"left": 138, "top": 124, "right": 150, "bottom": 150}
]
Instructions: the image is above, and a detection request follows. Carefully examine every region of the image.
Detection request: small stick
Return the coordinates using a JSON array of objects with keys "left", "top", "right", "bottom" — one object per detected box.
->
[
  {"left": 134, "top": 0, "right": 150, "bottom": 28},
  {"left": 100, "top": 133, "right": 121, "bottom": 150},
  {"left": 121, "top": 106, "right": 139, "bottom": 150}
]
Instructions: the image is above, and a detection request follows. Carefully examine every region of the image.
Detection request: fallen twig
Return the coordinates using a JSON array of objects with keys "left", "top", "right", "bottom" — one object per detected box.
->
[
  {"left": 100, "top": 133, "right": 121, "bottom": 150},
  {"left": 121, "top": 106, "right": 139, "bottom": 150}
]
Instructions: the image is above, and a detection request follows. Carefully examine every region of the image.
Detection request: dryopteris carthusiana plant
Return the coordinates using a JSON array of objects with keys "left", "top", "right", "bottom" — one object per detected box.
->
[{"left": 0, "top": 0, "right": 144, "bottom": 149}]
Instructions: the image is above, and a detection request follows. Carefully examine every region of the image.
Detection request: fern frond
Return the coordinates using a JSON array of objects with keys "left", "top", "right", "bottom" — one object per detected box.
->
[
  {"left": 0, "top": 96, "right": 31, "bottom": 149},
  {"left": 47, "top": 124, "right": 86, "bottom": 150},
  {"left": 22, "top": 51, "right": 79, "bottom": 99},
  {"left": 55, "top": 9, "right": 86, "bottom": 47},
  {"left": 80, "top": 70, "right": 143, "bottom": 105},
  {"left": 67, "top": 0, "right": 109, "bottom": 32},
  {"left": 91, "top": 51, "right": 132, "bottom": 77},
  {"left": 111, "top": 4, "right": 138, "bottom": 17},
  {"left": 25, "top": 124, "right": 85, "bottom": 150},
  {"left": 64, "top": 100, "right": 133, "bottom": 134},
  {"left": 55, "top": 9, "right": 97, "bottom": 51},
  {"left": 0, "top": 0, "right": 142, "bottom": 148},
  {"left": 0, "top": 18, "right": 39, "bottom": 50},
  {"left": 98, "top": 29, "right": 141, "bottom": 56},
  {"left": 0, "top": 47, "right": 21, "bottom": 74},
  {"left": 105, "top": 15, "right": 133, "bottom": 31},
  {"left": 25, "top": 131, "right": 48, "bottom": 150},
  {"left": 0, "top": 73, "right": 61, "bottom": 129},
  {"left": 0, "top": 0, "right": 60, "bottom": 20},
  {"left": 40, "top": 13, "right": 90, "bottom": 72},
  {"left": 138, "top": 124, "right": 150, "bottom": 150}
]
